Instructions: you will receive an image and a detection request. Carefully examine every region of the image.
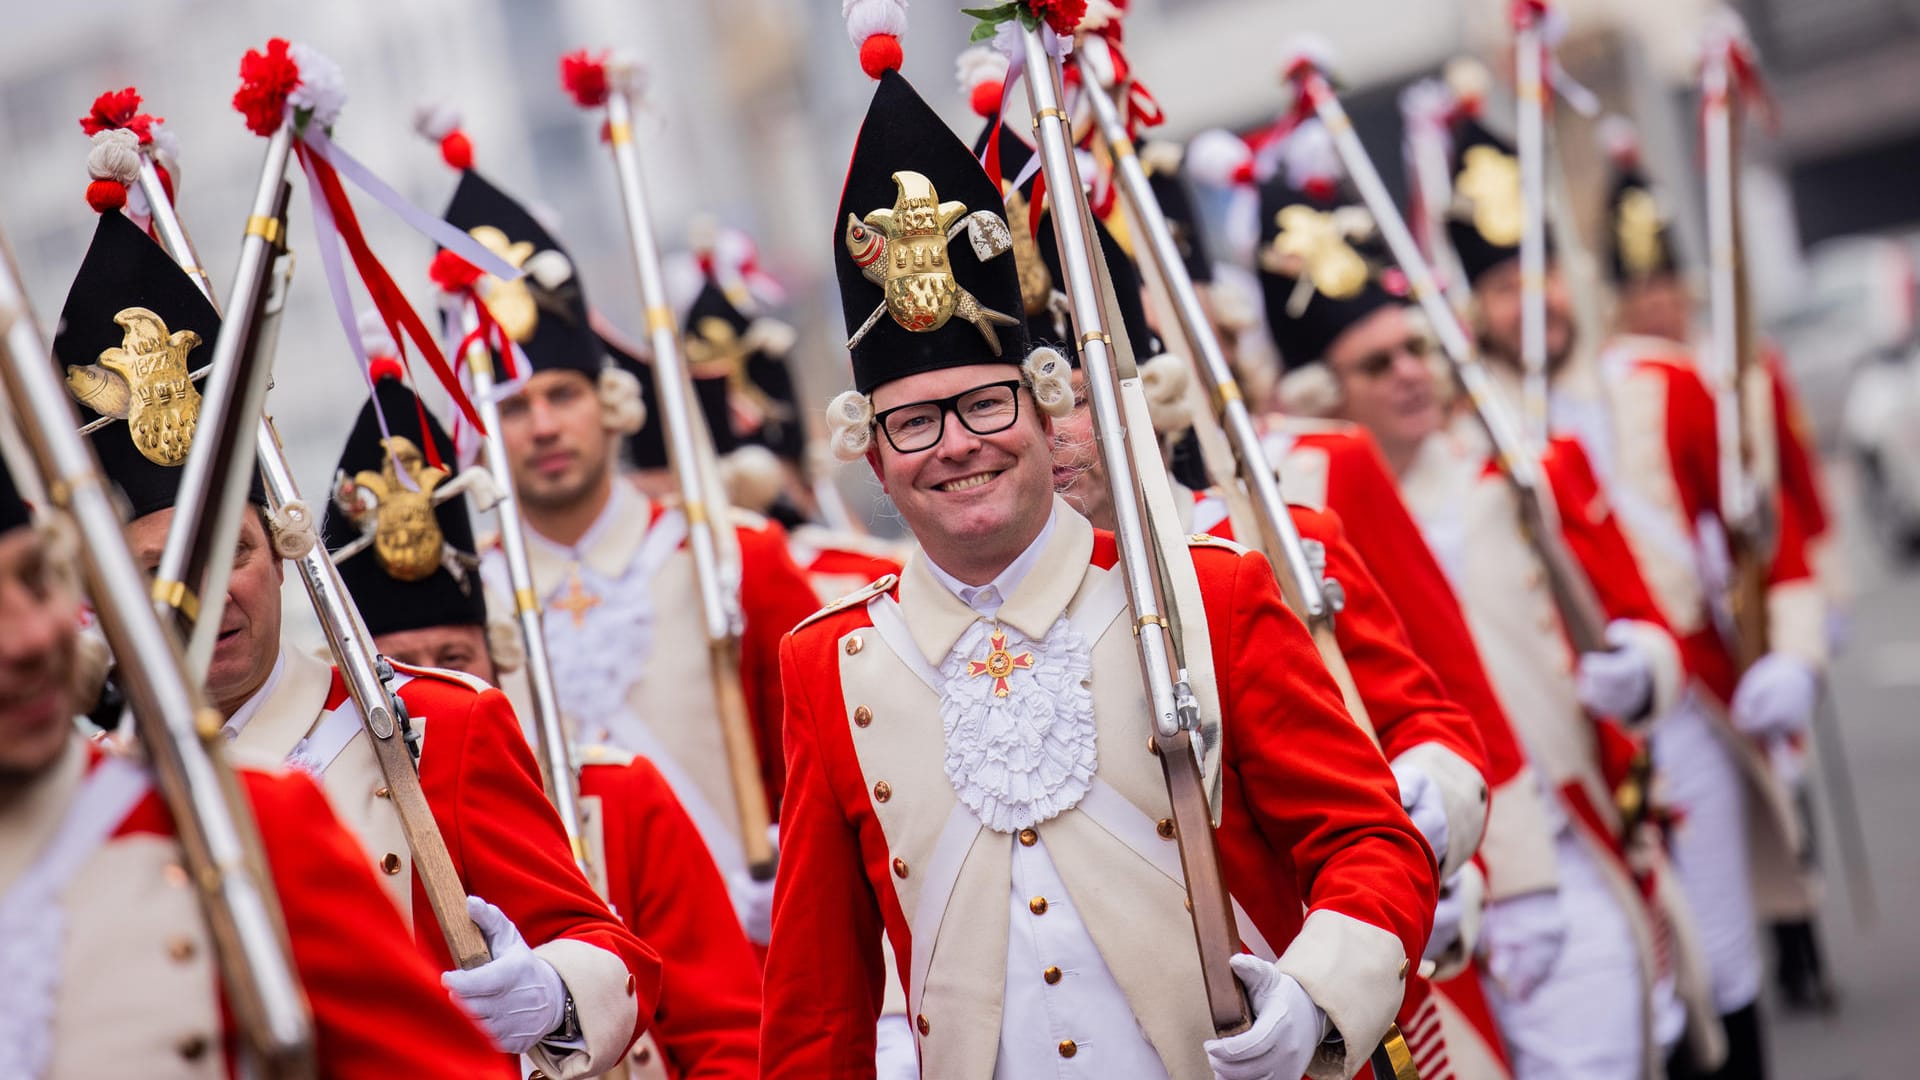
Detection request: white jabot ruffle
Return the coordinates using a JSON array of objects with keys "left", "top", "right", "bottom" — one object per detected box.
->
[
  {"left": 543, "top": 558, "right": 656, "bottom": 745},
  {"left": 939, "top": 615, "right": 1096, "bottom": 833}
]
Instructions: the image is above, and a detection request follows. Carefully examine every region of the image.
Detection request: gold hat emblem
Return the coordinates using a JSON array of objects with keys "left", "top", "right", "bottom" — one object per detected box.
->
[
  {"left": 1453, "top": 144, "right": 1523, "bottom": 248},
  {"left": 1002, "top": 190, "right": 1055, "bottom": 317},
  {"left": 1615, "top": 187, "right": 1666, "bottom": 280},
  {"left": 65, "top": 307, "right": 203, "bottom": 467},
  {"left": 685, "top": 316, "right": 776, "bottom": 427},
  {"left": 1260, "top": 205, "right": 1371, "bottom": 302},
  {"left": 844, "top": 170, "right": 1019, "bottom": 353},
  {"left": 468, "top": 226, "right": 539, "bottom": 343},
  {"left": 352, "top": 436, "right": 449, "bottom": 582}
]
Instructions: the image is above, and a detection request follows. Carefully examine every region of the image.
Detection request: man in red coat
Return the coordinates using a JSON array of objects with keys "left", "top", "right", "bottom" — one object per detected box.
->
[
  {"left": 0, "top": 439, "right": 506, "bottom": 1076},
  {"left": 761, "top": 67, "right": 1435, "bottom": 1080},
  {"left": 328, "top": 361, "right": 761, "bottom": 1080},
  {"left": 60, "top": 209, "right": 660, "bottom": 1078}
]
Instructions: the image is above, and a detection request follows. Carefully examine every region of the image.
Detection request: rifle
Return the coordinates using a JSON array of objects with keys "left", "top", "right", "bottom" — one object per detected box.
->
[
  {"left": 1073, "top": 36, "right": 1378, "bottom": 743},
  {"left": 454, "top": 302, "right": 598, "bottom": 890},
  {"left": 1513, "top": 1, "right": 1553, "bottom": 453},
  {"left": 578, "top": 59, "right": 777, "bottom": 881},
  {"left": 132, "top": 128, "right": 490, "bottom": 969},
  {"left": 0, "top": 225, "right": 315, "bottom": 1079},
  {"left": 1701, "top": 29, "right": 1774, "bottom": 673}
]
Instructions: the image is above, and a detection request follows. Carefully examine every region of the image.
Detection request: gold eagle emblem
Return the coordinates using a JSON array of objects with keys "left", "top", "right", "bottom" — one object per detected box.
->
[
  {"left": 844, "top": 171, "right": 1020, "bottom": 353},
  {"left": 1453, "top": 144, "right": 1523, "bottom": 249},
  {"left": 352, "top": 436, "right": 449, "bottom": 582},
  {"left": 66, "top": 307, "right": 203, "bottom": 467},
  {"left": 1615, "top": 187, "right": 1666, "bottom": 280},
  {"left": 1260, "top": 204, "right": 1371, "bottom": 302}
]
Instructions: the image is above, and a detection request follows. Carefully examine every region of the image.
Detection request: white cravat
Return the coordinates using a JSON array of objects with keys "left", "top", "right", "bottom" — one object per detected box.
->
[{"left": 923, "top": 506, "right": 1170, "bottom": 1080}]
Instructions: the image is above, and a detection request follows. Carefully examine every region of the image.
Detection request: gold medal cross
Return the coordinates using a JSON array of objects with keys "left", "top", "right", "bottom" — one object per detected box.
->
[
  {"left": 967, "top": 629, "right": 1034, "bottom": 698},
  {"left": 551, "top": 568, "right": 602, "bottom": 629}
]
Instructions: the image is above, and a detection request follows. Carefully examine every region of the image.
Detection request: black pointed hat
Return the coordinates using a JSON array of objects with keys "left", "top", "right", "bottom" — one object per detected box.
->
[
  {"left": 605, "top": 336, "right": 739, "bottom": 471},
  {"left": 683, "top": 279, "right": 803, "bottom": 463},
  {"left": 0, "top": 454, "right": 27, "bottom": 536},
  {"left": 1256, "top": 174, "right": 1401, "bottom": 370},
  {"left": 1143, "top": 143, "right": 1215, "bottom": 286},
  {"left": 54, "top": 211, "right": 260, "bottom": 519},
  {"left": 1444, "top": 116, "right": 1547, "bottom": 287},
  {"left": 442, "top": 169, "right": 605, "bottom": 381},
  {"left": 1604, "top": 162, "right": 1679, "bottom": 286},
  {"left": 322, "top": 368, "right": 486, "bottom": 636},
  {"left": 836, "top": 70, "right": 1027, "bottom": 395}
]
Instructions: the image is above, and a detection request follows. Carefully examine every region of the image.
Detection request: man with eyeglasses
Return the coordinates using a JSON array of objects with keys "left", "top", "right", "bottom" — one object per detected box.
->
[{"left": 761, "top": 67, "right": 1437, "bottom": 1080}]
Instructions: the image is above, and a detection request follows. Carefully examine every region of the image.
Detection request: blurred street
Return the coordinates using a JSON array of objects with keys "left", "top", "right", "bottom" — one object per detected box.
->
[{"left": 1767, "top": 460, "right": 1920, "bottom": 1076}]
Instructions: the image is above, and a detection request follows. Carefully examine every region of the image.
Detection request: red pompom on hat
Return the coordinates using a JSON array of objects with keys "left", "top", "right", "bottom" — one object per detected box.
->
[
  {"left": 955, "top": 44, "right": 1009, "bottom": 117},
  {"left": 413, "top": 103, "right": 473, "bottom": 170},
  {"left": 560, "top": 50, "right": 611, "bottom": 107},
  {"left": 429, "top": 249, "right": 483, "bottom": 293},
  {"left": 85, "top": 180, "right": 126, "bottom": 213},
  {"left": 844, "top": 0, "right": 907, "bottom": 78}
]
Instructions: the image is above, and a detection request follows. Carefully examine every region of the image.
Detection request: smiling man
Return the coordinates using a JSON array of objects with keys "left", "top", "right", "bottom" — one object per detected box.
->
[
  {"left": 440, "top": 170, "right": 820, "bottom": 950},
  {"left": 760, "top": 67, "right": 1436, "bottom": 1080},
  {"left": 60, "top": 209, "right": 659, "bottom": 1078}
]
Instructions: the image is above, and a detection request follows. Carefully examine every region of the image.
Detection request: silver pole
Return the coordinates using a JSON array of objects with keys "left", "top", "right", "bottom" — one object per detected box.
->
[{"left": 1515, "top": 13, "right": 1551, "bottom": 452}]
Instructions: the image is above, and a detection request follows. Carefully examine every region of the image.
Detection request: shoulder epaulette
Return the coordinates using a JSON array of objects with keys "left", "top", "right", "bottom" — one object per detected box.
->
[
  {"left": 1271, "top": 416, "right": 1356, "bottom": 437},
  {"left": 794, "top": 573, "right": 898, "bottom": 632},
  {"left": 1187, "top": 532, "right": 1251, "bottom": 556},
  {"left": 574, "top": 743, "right": 637, "bottom": 768},
  {"left": 388, "top": 660, "right": 493, "bottom": 695}
]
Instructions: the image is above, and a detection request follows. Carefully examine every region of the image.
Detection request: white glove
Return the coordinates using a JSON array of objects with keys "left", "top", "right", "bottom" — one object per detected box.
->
[
  {"left": 1478, "top": 890, "right": 1567, "bottom": 1001},
  {"left": 728, "top": 824, "right": 781, "bottom": 945},
  {"left": 874, "top": 1014, "right": 919, "bottom": 1080},
  {"left": 1731, "top": 652, "right": 1818, "bottom": 740},
  {"left": 1204, "top": 953, "right": 1324, "bottom": 1080},
  {"left": 441, "top": 895, "right": 569, "bottom": 1054},
  {"left": 1576, "top": 622, "right": 1654, "bottom": 720},
  {"left": 1424, "top": 865, "right": 1485, "bottom": 964},
  {"left": 1391, "top": 762, "right": 1450, "bottom": 869}
]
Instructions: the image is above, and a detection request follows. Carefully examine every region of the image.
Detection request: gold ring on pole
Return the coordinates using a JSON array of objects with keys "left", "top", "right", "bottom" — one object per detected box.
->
[
  {"left": 152, "top": 579, "right": 201, "bottom": 622},
  {"left": 1325, "top": 111, "right": 1353, "bottom": 135},
  {"left": 1133, "top": 614, "right": 1168, "bottom": 636},
  {"left": 1079, "top": 331, "right": 1112, "bottom": 349},
  {"left": 608, "top": 120, "right": 634, "bottom": 146},
  {"left": 515, "top": 588, "right": 540, "bottom": 615},
  {"left": 1213, "top": 380, "right": 1244, "bottom": 407},
  {"left": 244, "top": 216, "right": 281, "bottom": 245},
  {"left": 683, "top": 501, "right": 709, "bottom": 526},
  {"left": 1032, "top": 107, "right": 1068, "bottom": 127},
  {"left": 1109, "top": 138, "right": 1136, "bottom": 158},
  {"left": 645, "top": 306, "right": 676, "bottom": 335}
]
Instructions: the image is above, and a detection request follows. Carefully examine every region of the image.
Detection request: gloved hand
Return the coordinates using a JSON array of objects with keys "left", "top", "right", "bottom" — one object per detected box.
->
[
  {"left": 1576, "top": 622, "right": 1654, "bottom": 720},
  {"left": 1204, "top": 953, "right": 1323, "bottom": 1080},
  {"left": 874, "top": 1013, "right": 919, "bottom": 1080},
  {"left": 1732, "top": 652, "right": 1818, "bottom": 740},
  {"left": 1478, "top": 889, "right": 1567, "bottom": 1001},
  {"left": 1424, "top": 864, "right": 1486, "bottom": 965},
  {"left": 1390, "top": 762, "right": 1450, "bottom": 870},
  {"left": 442, "top": 895, "right": 569, "bottom": 1054},
  {"left": 728, "top": 824, "right": 780, "bottom": 945}
]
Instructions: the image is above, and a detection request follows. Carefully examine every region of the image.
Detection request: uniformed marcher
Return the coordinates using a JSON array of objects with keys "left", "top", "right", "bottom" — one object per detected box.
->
[
  {"left": 0, "top": 421, "right": 508, "bottom": 1077},
  {"left": 59, "top": 208, "right": 660, "bottom": 1078},
  {"left": 437, "top": 167, "right": 821, "bottom": 946},
  {"left": 761, "top": 63, "right": 1437, "bottom": 1080},
  {"left": 324, "top": 354, "right": 762, "bottom": 1079}
]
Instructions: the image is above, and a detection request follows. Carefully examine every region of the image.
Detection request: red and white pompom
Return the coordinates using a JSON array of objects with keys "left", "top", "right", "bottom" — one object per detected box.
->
[
  {"left": 1443, "top": 57, "right": 1489, "bottom": 119},
  {"left": 1280, "top": 118, "right": 1342, "bottom": 201},
  {"left": 1279, "top": 33, "right": 1337, "bottom": 84},
  {"left": 359, "top": 309, "right": 405, "bottom": 383},
  {"left": 286, "top": 42, "right": 347, "bottom": 130},
  {"left": 1598, "top": 114, "right": 1641, "bottom": 168},
  {"left": 955, "top": 44, "right": 1007, "bottom": 117},
  {"left": 845, "top": 0, "right": 908, "bottom": 79},
  {"left": 233, "top": 37, "right": 344, "bottom": 136},
  {"left": 85, "top": 130, "right": 140, "bottom": 213},
  {"left": 413, "top": 102, "right": 473, "bottom": 170},
  {"left": 560, "top": 48, "right": 644, "bottom": 109},
  {"left": 1185, "top": 128, "right": 1256, "bottom": 188}
]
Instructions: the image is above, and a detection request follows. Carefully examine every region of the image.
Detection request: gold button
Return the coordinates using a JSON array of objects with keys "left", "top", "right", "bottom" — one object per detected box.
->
[
  {"left": 845, "top": 635, "right": 864, "bottom": 655},
  {"left": 1018, "top": 828, "right": 1038, "bottom": 847},
  {"left": 1029, "top": 896, "right": 1048, "bottom": 915},
  {"left": 635, "top": 1045, "right": 652, "bottom": 1064},
  {"left": 177, "top": 1034, "right": 209, "bottom": 1061},
  {"left": 893, "top": 857, "right": 909, "bottom": 878},
  {"left": 530, "top": 1072, "right": 547, "bottom": 1080},
  {"left": 1398, "top": 958, "right": 1410, "bottom": 979},
  {"left": 1044, "top": 965, "right": 1062, "bottom": 984},
  {"left": 375, "top": 786, "right": 391, "bottom": 799},
  {"left": 1156, "top": 818, "right": 1176, "bottom": 839},
  {"left": 1059, "top": 1039, "right": 1078, "bottom": 1058},
  {"left": 1147, "top": 737, "right": 1160, "bottom": 756},
  {"left": 873, "top": 780, "right": 892, "bottom": 802},
  {"left": 625, "top": 973, "right": 636, "bottom": 996},
  {"left": 381, "top": 852, "right": 402, "bottom": 875},
  {"left": 917, "top": 1013, "right": 930, "bottom": 1036},
  {"left": 854, "top": 705, "right": 873, "bottom": 727},
  {"left": 167, "top": 936, "right": 196, "bottom": 962}
]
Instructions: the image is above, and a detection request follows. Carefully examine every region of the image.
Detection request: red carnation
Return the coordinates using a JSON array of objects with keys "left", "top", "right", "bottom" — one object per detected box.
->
[
  {"left": 560, "top": 50, "right": 610, "bottom": 108},
  {"left": 233, "top": 38, "right": 301, "bottom": 137},
  {"left": 430, "top": 249, "right": 483, "bottom": 294},
  {"left": 80, "top": 88, "right": 159, "bottom": 143},
  {"left": 1029, "top": 0, "right": 1086, "bottom": 36}
]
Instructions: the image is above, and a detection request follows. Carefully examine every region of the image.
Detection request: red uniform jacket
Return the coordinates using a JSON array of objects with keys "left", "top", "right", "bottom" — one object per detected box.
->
[
  {"left": 107, "top": 753, "right": 504, "bottom": 1076},
  {"left": 581, "top": 755, "right": 761, "bottom": 1079},
  {"left": 761, "top": 534, "right": 1437, "bottom": 1075}
]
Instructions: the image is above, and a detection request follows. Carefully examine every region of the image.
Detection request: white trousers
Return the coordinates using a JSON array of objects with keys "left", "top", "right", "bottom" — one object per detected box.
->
[
  {"left": 1483, "top": 834, "right": 1647, "bottom": 1080},
  {"left": 1653, "top": 691, "right": 1763, "bottom": 1014}
]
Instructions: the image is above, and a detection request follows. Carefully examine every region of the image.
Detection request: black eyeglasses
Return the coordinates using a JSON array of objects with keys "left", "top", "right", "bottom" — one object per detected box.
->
[
  {"left": 1345, "top": 333, "right": 1437, "bottom": 379},
  {"left": 871, "top": 379, "right": 1024, "bottom": 453}
]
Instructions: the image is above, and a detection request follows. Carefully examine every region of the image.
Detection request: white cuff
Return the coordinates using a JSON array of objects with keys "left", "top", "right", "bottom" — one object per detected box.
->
[
  {"left": 1278, "top": 909, "right": 1411, "bottom": 1080},
  {"left": 1390, "top": 742, "right": 1488, "bottom": 880},
  {"left": 1767, "top": 579, "right": 1829, "bottom": 671},
  {"left": 526, "top": 938, "right": 641, "bottom": 1079},
  {"left": 1607, "top": 619, "right": 1683, "bottom": 724}
]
